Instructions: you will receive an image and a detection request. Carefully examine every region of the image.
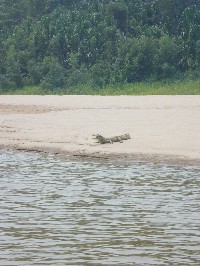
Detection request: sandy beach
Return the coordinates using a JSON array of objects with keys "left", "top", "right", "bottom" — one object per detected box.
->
[{"left": 0, "top": 95, "right": 200, "bottom": 164}]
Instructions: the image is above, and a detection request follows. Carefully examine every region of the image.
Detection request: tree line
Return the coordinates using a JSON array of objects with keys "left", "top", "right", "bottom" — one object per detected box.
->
[{"left": 0, "top": 0, "right": 200, "bottom": 92}]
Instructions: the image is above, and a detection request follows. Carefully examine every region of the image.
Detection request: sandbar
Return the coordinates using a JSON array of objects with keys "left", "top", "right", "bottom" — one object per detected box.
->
[{"left": 0, "top": 95, "right": 200, "bottom": 165}]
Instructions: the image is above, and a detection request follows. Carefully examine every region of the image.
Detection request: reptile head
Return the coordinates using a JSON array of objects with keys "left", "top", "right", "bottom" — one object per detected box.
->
[{"left": 95, "top": 134, "right": 103, "bottom": 140}]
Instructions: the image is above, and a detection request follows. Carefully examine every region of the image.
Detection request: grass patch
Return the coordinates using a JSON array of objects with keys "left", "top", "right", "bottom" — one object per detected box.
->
[
  {"left": 1, "top": 79, "right": 200, "bottom": 95},
  {"left": 3, "top": 86, "right": 46, "bottom": 95},
  {"left": 101, "top": 79, "right": 200, "bottom": 95}
]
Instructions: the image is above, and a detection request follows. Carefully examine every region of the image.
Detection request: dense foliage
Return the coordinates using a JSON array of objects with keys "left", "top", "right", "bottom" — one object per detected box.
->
[{"left": 0, "top": 0, "right": 200, "bottom": 92}]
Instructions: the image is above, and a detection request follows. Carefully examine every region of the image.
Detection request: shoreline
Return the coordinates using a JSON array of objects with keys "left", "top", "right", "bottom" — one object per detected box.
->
[
  {"left": 1, "top": 145, "right": 200, "bottom": 166},
  {"left": 1, "top": 95, "right": 200, "bottom": 166}
]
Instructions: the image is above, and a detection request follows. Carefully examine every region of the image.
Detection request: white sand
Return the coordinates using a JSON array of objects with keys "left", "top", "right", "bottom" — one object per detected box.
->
[{"left": 0, "top": 95, "right": 200, "bottom": 164}]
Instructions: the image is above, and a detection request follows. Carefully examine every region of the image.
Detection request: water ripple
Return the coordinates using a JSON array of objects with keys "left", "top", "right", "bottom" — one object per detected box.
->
[{"left": 0, "top": 149, "right": 200, "bottom": 265}]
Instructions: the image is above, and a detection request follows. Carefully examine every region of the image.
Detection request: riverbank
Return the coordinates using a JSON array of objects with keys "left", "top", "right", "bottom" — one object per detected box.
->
[
  {"left": 0, "top": 95, "right": 200, "bottom": 165},
  {"left": 3, "top": 79, "right": 200, "bottom": 95}
]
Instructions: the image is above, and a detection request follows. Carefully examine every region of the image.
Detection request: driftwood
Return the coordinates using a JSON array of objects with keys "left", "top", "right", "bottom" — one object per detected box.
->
[{"left": 93, "top": 133, "right": 131, "bottom": 144}]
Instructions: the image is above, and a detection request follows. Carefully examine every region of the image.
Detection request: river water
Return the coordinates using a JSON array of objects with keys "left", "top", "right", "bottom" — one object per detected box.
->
[{"left": 0, "top": 149, "right": 200, "bottom": 266}]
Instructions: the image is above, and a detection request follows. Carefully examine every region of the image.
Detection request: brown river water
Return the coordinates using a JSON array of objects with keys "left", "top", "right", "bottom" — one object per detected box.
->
[{"left": 0, "top": 149, "right": 200, "bottom": 266}]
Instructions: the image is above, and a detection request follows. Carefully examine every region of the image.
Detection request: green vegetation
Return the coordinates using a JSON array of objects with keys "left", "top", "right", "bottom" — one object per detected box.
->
[
  {"left": 3, "top": 79, "right": 200, "bottom": 96},
  {"left": 0, "top": 0, "right": 200, "bottom": 94}
]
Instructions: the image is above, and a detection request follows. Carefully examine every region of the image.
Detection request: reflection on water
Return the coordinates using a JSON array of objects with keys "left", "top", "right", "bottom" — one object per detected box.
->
[{"left": 0, "top": 150, "right": 200, "bottom": 265}]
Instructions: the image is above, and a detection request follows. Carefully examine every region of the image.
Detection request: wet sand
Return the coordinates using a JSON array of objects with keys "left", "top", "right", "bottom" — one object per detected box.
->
[{"left": 0, "top": 95, "right": 200, "bottom": 164}]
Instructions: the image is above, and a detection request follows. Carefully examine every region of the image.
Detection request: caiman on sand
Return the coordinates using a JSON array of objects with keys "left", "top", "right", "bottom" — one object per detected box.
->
[{"left": 93, "top": 133, "right": 131, "bottom": 144}]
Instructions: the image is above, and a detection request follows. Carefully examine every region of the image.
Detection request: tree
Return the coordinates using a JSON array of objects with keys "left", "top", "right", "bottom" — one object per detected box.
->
[
  {"left": 0, "top": 0, "right": 200, "bottom": 92},
  {"left": 106, "top": 1, "right": 128, "bottom": 33}
]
